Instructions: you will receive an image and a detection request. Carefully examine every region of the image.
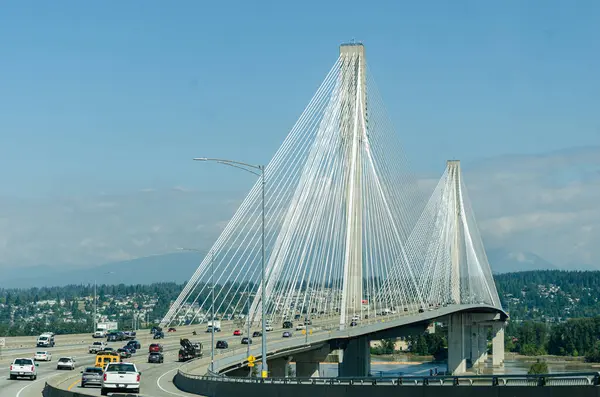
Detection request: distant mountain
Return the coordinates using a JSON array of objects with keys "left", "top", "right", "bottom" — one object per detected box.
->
[
  {"left": 0, "top": 252, "right": 205, "bottom": 288},
  {"left": 486, "top": 248, "right": 557, "bottom": 273}
]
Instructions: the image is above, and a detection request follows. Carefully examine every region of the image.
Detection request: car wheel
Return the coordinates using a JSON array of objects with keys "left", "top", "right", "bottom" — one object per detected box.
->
[
  {"left": 10, "top": 375, "right": 15, "bottom": 380},
  {"left": 101, "top": 388, "right": 108, "bottom": 396},
  {"left": 81, "top": 383, "right": 86, "bottom": 388}
]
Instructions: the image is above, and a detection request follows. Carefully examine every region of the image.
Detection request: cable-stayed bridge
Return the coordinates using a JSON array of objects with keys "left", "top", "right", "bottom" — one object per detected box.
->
[{"left": 161, "top": 43, "right": 507, "bottom": 377}]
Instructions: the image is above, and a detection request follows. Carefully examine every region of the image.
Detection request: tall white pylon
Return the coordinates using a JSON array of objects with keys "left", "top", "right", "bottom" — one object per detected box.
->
[
  {"left": 406, "top": 160, "right": 501, "bottom": 308},
  {"left": 339, "top": 43, "right": 366, "bottom": 326}
]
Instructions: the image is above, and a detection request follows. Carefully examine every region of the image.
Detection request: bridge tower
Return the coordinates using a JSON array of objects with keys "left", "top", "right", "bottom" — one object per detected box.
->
[
  {"left": 339, "top": 43, "right": 367, "bottom": 327},
  {"left": 447, "top": 160, "right": 462, "bottom": 304}
]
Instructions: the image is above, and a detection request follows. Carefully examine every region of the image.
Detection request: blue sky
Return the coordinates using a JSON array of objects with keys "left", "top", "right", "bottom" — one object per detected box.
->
[{"left": 1, "top": 0, "right": 599, "bottom": 198}]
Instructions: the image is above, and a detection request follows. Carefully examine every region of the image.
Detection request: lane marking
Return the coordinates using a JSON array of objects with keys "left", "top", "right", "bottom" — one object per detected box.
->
[
  {"left": 67, "top": 378, "right": 80, "bottom": 390},
  {"left": 15, "top": 374, "right": 50, "bottom": 397},
  {"left": 157, "top": 368, "right": 189, "bottom": 397}
]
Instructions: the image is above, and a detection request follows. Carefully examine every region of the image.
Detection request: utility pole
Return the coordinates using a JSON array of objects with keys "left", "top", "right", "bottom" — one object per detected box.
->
[{"left": 94, "top": 280, "right": 97, "bottom": 333}]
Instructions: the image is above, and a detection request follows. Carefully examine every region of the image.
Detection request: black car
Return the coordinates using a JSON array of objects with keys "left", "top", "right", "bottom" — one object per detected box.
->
[
  {"left": 123, "top": 345, "right": 136, "bottom": 354},
  {"left": 153, "top": 331, "right": 164, "bottom": 339},
  {"left": 216, "top": 340, "right": 228, "bottom": 349},
  {"left": 282, "top": 331, "right": 292, "bottom": 338},
  {"left": 148, "top": 352, "right": 164, "bottom": 364},
  {"left": 127, "top": 340, "right": 141, "bottom": 350},
  {"left": 282, "top": 321, "right": 293, "bottom": 329},
  {"left": 241, "top": 337, "right": 252, "bottom": 344},
  {"left": 252, "top": 331, "right": 262, "bottom": 337},
  {"left": 350, "top": 321, "right": 358, "bottom": 327}
]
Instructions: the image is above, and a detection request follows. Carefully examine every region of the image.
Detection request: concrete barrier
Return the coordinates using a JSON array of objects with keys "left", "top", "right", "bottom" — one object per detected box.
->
[{"left": 173, "top": 372, "right": 600, "bottom": 397}]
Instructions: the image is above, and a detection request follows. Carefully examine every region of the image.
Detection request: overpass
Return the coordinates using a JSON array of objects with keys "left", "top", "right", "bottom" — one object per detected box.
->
[{"left": 159, "top": 41, "right": 507, "bottom": 381}]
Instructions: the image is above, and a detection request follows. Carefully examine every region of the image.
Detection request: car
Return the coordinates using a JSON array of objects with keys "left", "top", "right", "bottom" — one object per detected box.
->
[
  {"left": 295, "top": 324, "right": 305, "bottom": 331},
  {"left": 148, "top": 352, "right": 164, "bottom": 364},
  {"left": 252, "top": 331, "right": 262, "bottom": 337},
  {"left": 56, "top": 357, "right": 76, "bottom": 370},
  {"left": 282, "top": 331, "right": 292, "bottom": 338},
  {"left": 215, "top": 340, "right": 228, "bottom": 349},
  {"left": 80, "top": 366, "right": 103, "bottom": 388},
  {"left": 10, "top": 358, "right": 39, "bottom": 380},
  {"left": 127, "top": 340, "right": 141, "bottom": 350},
  {"left": 282, "top": 321, "right": 293, "bottom": 329},
  {"left": 304, "top": 318, "right": 312, "bottom": 325},
  {"left": 350, "top": 321, "right": 358, "bottom": 327},
  {"left": 148, "top": 343, "right": 163, "bottom": 353},
  {"left": 102, "top": 347, "right": 115, "bottom": 353},
  {"left": 168, "top": 327, "right": 176, "bottom": 332},
  {"left": 241, "top": 337, "right": 252, "bottom": 344},
  {"left": 34, "top": 351, "right": 52, "bottom": 361},
  {"left": 351, "top": 315, "right": 359, "bottom": 322},
  {"left": 101, "top": 362, "right": 141, "bottom": 395},
  {"left": 153, "top": 331, "right": 164, "bottom": 339},
  {"left": 123, "top": 345, "right": 136, "bottom": 354},
  {"left": 233, "top": 329, "right": 242, "bottom": 336},
  {"left": 265, "top": 325, "right": 274, "bottom": 332},
  {"left": 117, "top": 348, "right": 132, "bottom": 359}
]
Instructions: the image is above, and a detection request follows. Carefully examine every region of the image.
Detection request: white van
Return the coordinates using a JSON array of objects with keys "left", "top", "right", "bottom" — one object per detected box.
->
[{"left": 36, "top": 333, "right": 55, "bottom": 347}]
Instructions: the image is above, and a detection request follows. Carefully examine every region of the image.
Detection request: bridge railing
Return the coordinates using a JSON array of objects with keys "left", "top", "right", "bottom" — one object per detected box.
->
[{"left": 177, "top": 370, "right": 600, "bottom": 387}]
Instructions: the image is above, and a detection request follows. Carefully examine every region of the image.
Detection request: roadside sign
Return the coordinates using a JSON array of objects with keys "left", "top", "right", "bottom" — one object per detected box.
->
[
  {"left": 247, "top": 355, "right": 255, "bottom": 363},
  {"left": 0, "top": 338, "right": 5, "bottom": 347},
  {"left": 248, "top": 362, "right": 255, "bottom": 367}
]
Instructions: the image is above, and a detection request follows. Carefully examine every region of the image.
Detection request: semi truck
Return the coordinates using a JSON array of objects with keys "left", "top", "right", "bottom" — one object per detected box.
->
[
  {"left": 93, "top": 322, "right": 118, "bottom": 338},
  {"left": 178, "top": 338, "right": 203, "bottom": 362}
]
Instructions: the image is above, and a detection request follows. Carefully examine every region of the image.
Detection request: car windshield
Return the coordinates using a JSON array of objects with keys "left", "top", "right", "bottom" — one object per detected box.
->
[
  {"left": 36, "top": 351, "right": 46, "bottom": 355},
  {"left": 150, "top": 353, "right": 160, "bottom": 356},
  {"left": 106, "top": 363, "right": 136, "bottom": 372},
  {"left": 39, "top": 336, "right": 48, "bottom": 340},
  {"left": 58, "top": 358, "right": 71, "bottom": 362},
  {"left": 85, "top": 367, "right": 103, "bottom": 374},
  {"left": 14, "top": 359, "right": 33, "bottom": 365}
]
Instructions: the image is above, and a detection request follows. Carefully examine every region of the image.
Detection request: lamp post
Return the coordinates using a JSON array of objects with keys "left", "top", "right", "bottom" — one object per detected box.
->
[
  {"left": 94, "top": 271, "right": 114, "bottom": 333},
  {"left": 194, "top": 157, "right": 268, "bottom": 378}
]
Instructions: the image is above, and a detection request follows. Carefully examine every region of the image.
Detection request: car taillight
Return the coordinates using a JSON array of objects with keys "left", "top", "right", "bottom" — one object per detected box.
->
[
  {"left": 31, "top": 366, "right": 35, "bottom": 372},
  {"left": 136, "top": 374, "right": 140, "bottom": 382},
  {"left": 103, "top": 373, "right": 107, "bottom": 381},
  {"left": 10, "top": 365, "right": 13, "bottom": 371}
]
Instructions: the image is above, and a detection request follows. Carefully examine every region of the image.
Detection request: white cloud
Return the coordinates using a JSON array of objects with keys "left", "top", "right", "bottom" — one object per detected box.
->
[{"left": 0, "top": 147, "right": 597, "bottom": 271}]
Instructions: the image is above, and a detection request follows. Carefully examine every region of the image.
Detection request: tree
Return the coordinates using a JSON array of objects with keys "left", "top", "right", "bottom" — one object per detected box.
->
[
  {"left": 413, "top": 335, "right": 429, "bottom": 355},
  {"left": 527, "top": 359, "right": 548, "bottom": 375}
]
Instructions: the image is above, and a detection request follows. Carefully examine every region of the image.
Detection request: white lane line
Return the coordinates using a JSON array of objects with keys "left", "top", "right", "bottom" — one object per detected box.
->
[
  {"left": 157, "top": 368, "right": 190, "bottom": 397},
  {"left": 15, "top": 374, "right": 51, "bottom": 397}
]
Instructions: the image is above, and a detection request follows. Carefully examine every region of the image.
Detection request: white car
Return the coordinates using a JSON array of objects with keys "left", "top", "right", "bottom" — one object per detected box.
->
[
  {"left": 265, "top": 325, "right": 274, "bottom": 332},
  {"left": 10, "top": 358, "right": 38, "bottom": 380},
  {"left": 34, "top": 351, "right": 52, "bottom": 361},
  {"left": 295, "top": 324, "right": 306, "bottom": 331},
  {"left": 56, "top": 357, "right": 75, "bottom": 370}
]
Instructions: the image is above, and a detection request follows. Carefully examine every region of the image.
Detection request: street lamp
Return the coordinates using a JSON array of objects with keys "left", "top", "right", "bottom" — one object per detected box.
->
[{"left": 194, "top": 157, "right": 268, "bottom": 378}]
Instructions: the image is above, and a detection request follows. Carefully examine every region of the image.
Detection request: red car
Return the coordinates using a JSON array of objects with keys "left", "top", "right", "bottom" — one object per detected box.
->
[
  {"left": 233, "top": 330, "right": 242, "bottom": 336},
  {"left": 168, "top": 327, "right": 176, "bottom": 332},
  {"left": 149, "top": 343, "right": 163, "bottom": 353}
]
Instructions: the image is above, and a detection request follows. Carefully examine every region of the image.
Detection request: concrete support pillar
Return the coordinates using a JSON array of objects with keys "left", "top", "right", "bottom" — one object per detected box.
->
[
  {"left": 293, "top": 345, "right": 330, "bottom": 378},
  {"left": 478, "top": 326, "right": 488, "bottom": 366},
  {"left": 296, "top": 361, "right": 320, "bottom": 377},
  {"left": 269, "top": 356, "right": 292, "bottom": 377},
  {"left": 339, "top": 336, "right": 370, "bottom": 377},
  {"left": 448, "top": 313, "right": 467, "bottom": 374},
  {"left": 492, "top": 323, "right": 505, "bottom": 367}
]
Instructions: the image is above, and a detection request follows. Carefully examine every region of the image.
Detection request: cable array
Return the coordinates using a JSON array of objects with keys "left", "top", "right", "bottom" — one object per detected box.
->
[{"left": 159, "top": 46, "right": 501, "bottom": 329}]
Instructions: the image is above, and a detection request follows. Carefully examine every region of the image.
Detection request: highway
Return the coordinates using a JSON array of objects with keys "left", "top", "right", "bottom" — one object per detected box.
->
[{"left": 0, "top": 320, "right": 325, "bottom": 396}]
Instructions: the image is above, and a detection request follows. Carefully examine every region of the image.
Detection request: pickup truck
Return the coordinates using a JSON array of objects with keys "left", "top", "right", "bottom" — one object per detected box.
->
[
  {"left": 101, "top": 362, "right": 141, "bottom": 395},
  {"left": 89, "top": 341, "right": 107, "bottom": 354},
  {"left": 10, "top": 358, "right": 38, "bottom": 380}
]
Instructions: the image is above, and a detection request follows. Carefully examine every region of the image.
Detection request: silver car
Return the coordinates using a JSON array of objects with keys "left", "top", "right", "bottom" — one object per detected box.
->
[
  {"left": 80, "top": 366, "right": 103, "bottom": 388},
  {"left": 57, "top": 357, "right": 75, "bottom": 370}
]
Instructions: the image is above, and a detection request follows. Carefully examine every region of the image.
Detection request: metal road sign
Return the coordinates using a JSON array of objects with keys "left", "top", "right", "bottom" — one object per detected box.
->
[
  {"left": 0, "top": 338, "right": 5, "bottom": 347},
  {"left": 248, "top": 362, "right": 254, "bottom": 367},
  {"left": 247, "top": 355, "right": 255, "bottom": 362}
]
